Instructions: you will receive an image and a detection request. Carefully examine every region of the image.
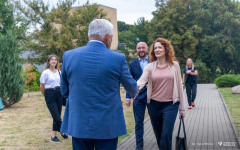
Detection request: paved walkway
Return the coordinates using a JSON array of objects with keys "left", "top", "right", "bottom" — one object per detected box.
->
[{"left": 118, "top": 84, "right": 240, "bottom": 150}]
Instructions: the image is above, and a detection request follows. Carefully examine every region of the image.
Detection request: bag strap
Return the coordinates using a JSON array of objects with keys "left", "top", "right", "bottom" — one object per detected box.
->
[
  {"left": 182, "top": 117, "right": 187, "bottom": 138},
  {"left": 177, "top": 117, "right": 187, "bottom": 138},
  {"left": 177, "top": 117, "right": 182, "bottom": 137},
  {"left": 57, "top": 70, "right": 61, "bottom": 78}
]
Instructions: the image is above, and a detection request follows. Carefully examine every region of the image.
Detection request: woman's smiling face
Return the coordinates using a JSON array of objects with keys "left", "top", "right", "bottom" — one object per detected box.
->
[{"left": 154, "top": 42, "right": 165, "bottom": 59}]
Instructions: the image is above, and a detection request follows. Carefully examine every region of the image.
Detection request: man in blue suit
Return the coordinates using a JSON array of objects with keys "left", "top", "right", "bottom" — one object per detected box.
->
[
  {"left": 60, "top": 19, "right": 138, "bottom": 150},
  {"left": 126, "top": 42, "right": 149, "bottom": 150}
]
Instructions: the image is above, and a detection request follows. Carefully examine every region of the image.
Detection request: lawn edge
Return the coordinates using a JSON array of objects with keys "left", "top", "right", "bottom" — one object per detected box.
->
[{"left": 218, "top": 87, "right": 240, "bottom": 148}]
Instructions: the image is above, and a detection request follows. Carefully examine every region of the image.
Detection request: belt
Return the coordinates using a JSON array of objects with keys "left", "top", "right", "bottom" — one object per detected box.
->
[{"left": 45, "top": 86, "right": 60, "bottom": 90}]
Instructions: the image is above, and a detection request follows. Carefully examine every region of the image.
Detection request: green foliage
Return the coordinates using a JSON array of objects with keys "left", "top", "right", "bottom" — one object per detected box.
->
[
  {"left": 117, "top": 21, "right": 132, "bottom": 32},
  {"left": 0, "top": 0, "right": 24, "bottom": 107},
  {"left": 118, "top": 17, "right": 150, "bottom": 50},
  {"left": 194, "top": 59, "right": 212, "bottom": 83},
  {"left": 0, "top": 0, "right": 14, "bottom": 35},
  {"left": 14, "top": 0, "right": 240, "bottom": 83},
  {"left": 214, "top": 74, "right": 240, "bottom": 87},
  {"left": 0, "top": 31, "right": 24, "bottom": 107},
  {"left": 149, "top": 0, "right": 240, "bottom": 82},
  {"left": 1, "top": 0, "right": 28, "bottom": 47},
  {"left": 22, "top": 65, "right": 40, "bottom": 92},
  {"left": 17, "top": 0, "right": 107, "bottom": 63},
  {"left": 29, "top": 66, "right": 40, "bottom": 91}
]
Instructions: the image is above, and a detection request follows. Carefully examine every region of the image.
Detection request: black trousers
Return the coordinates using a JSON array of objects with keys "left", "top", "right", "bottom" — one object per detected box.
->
[
  {"left": 133, "top": 95, "right": 148, "bottom": 148},
  {"left": 148, "top": 100, "right": 179, "bottom": 150},
  {"left": 45, "top": 87, "right": 63, "bottom": 132},
  {"left": 186, "top": 82, "right": 197, "bottom": 106},
  {"left": 72, "top": 137, "right": 118, "bottom": 150}
]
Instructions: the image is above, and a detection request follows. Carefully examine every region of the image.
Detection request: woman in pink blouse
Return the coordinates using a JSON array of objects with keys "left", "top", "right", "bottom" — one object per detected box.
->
[{"left": 136, "top": 38, "right": 185, "bottom": 150}]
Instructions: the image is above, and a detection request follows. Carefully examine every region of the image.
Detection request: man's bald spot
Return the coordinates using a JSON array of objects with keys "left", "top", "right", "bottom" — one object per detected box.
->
[{"left": 136, "top": 42, "right": 148, "bottom": 49}]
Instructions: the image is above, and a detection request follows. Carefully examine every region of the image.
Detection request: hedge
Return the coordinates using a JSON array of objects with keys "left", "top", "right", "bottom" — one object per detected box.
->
[{"left": 214, "top": 74, "right": 240, "bottom": 87}]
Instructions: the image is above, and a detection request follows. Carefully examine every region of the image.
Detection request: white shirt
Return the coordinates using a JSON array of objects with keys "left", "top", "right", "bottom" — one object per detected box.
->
[
  {"left": 89, "top": 40, "right": 105, "bottom": 45},
  {"left": 40, "top": 69, "right": 61, "bottom": 89},
  {"left": 138, "top": 56, "right": 148, "bottom": 71}
]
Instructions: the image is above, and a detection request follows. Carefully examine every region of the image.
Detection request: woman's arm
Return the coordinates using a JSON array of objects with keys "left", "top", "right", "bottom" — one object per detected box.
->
[
  {"left": 190, "top": 70, "right": 198, "bottom": 76},
  {"left": 137, "top": 64, "right": 150, "bottom": 91},
  {"left": 182, "top": 73, "right": 185, "bottom": 84},
  {"left": 176, "top": 63, "right": 185, "bottom": 117},
  {"left": 40, "top": 83, "right": 45, "bottom": 96}
]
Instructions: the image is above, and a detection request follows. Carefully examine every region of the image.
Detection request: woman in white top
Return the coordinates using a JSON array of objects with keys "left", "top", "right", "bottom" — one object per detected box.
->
[{"left": 40, "top": 54, "right": 68, "bottom": 143}]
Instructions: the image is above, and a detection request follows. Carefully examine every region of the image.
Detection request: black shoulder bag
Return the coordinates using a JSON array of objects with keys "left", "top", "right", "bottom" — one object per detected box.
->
[
  {"left": 176, "top": 117, "right": 187, "bottom": 150},
  {"left": 58, "top": 70, "right": 67, "bottom": 106}
]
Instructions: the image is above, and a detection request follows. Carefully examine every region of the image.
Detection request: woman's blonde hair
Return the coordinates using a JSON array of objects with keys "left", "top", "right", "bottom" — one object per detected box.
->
[
  {"left": 44, "top": 54, "right": 59, "bottom": 70},
  {"left": 186, "top": 58, "right": 195, "bottom": 71}
]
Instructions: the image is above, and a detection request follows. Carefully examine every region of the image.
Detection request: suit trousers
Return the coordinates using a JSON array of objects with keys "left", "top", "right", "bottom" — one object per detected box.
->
[
  {"left": 45, "top": 87, "right": 63, "bottom": 132},
  {"left": 148, "top": 100, "right": 179, "bottom": 150},
  {"left": 72, "top": 137, "right": 118, "bottom": 150},
  {"left": 133, "top": 95, "right": 148, "bottom": 148}
]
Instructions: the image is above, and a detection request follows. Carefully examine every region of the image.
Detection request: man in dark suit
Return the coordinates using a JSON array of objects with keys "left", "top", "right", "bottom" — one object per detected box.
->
[
  {"left": 126, "top": 42, "right": 149, "bottom": 150},
  {"left": 60, "top": 19, "right": 138, "bottom": 150}
]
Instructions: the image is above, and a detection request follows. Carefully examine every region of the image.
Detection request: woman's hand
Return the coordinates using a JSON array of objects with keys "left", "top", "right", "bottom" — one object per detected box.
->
[
  {"left": 186, "top": 70, "right": 191, "bottom": 74},
  {"left": 179, "top": 113, "right": 186, "bottom": 119},
  {"left": 134, "top": 86, "right": 140, "bottom": 99}
]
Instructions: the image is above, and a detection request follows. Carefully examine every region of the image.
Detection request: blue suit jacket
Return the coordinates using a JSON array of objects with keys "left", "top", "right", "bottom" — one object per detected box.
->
[
  {"left": 126, "top": 58, "right": 147, "bottom": 101},
  {"left": 60, "top": 41, "right": 138, "bottom": 139}
]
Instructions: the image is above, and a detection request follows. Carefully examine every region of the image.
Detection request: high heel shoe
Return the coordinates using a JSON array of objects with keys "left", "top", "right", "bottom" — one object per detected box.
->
[
  {"left": 188, "top": 106, "right": 192, "bottom": 109},
  {"left": 192, "top": 102, "right": 195, "bottom": 107}
]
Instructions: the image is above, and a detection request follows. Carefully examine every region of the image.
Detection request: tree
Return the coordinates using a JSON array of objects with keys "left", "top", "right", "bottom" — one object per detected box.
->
[
  {"left": 117, "top": 21, "right": 132, "bottom": 32},
  {"left": 119, "top": 17, "right": 150, "bottom": 50},
  {"left": 196, "top": 0, "right": 240, "bottom": 75},
  {"left": 0, "top": 0, "right": 14, "bottom": 35},
  {"left": 1, "top": 0, "right": 28, "bottom": 47},
  {"left": 149, "top": 0, "right": 240, "bottom": 82},
  {"left": 0, "top": 0, "right": 24, "bottom": 107},
  {"left": 16, "top": 0, "right": 107, "bottom": 64},
  {"left": 0, "top": 31, "right": 24, "bottom": 107},
  {"left": 150, "top": 0, "right": 203, "bottom": 64}
]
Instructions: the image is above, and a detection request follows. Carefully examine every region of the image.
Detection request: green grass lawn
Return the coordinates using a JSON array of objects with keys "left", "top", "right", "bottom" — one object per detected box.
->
[{"left": 219, "top": 88, "right": 240, "bottom": 138}]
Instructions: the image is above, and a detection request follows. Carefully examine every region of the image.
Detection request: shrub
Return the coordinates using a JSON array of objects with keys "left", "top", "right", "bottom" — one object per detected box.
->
[
  {"left": 214, "top": 74, "right": 240, "bottom": 87},
  {"left": 0, "top": 32, "right": 24, "bottom": 107},
  {"left": 22, "top": 64, "right": 41, "bottom": 92}
]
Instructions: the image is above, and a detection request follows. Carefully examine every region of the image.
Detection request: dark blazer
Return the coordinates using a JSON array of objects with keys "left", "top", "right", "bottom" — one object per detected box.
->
[
  {"left": 126, "top": 58, "right": 147, "bottom": 101},
  {"left": 60, "top": 41, "right": 138, "bottom": 139}
]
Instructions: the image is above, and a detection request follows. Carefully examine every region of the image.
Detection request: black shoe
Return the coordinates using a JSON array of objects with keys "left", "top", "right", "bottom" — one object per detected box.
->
[
  {"left": 50, "top": 136, "right": 62, "bottom": 143},
  {"left": 61, "top": 133, "right": 69, "bottom": 139},
  {"left": 136, "top": 147, "right": 143, "bottom": 150}
]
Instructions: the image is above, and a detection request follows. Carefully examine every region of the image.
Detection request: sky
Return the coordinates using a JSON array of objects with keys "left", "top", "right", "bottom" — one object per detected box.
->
[{"left": 43, "top": 0, "right": 157, "bottom": 25}]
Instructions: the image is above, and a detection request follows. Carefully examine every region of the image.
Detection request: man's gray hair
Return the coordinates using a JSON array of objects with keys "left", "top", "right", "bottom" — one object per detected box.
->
[{"left": 88, "top": 19, "right": 113, "bottom": 39}]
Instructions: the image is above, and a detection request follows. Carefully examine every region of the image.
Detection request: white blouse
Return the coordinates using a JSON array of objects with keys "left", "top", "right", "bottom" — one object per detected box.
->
[{"left": 40, "top": 69, "right": 61, "bottom": 89}]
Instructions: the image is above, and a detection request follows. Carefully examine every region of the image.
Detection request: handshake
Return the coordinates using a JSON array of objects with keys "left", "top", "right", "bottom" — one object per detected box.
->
[{"left": 126, "top": 85, "right": 147, "bottom": 107}]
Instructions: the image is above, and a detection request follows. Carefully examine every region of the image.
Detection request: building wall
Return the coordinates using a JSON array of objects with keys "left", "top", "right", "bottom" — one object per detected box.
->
[
  {"left": 70, "top": 5, "right": 118, "bottom": 50},
  {"left": 98, "top": 5, "right": 118, "bottom": 50}
]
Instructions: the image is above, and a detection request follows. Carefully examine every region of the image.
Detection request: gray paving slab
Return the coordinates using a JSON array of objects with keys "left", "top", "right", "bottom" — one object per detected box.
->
[{"left": 118, "top": 84, "right": 240, "bottom": 150}]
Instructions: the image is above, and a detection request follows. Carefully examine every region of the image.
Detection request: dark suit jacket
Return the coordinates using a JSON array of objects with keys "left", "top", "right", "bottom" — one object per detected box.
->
[
  {"left": 60, "top": 41, "right": 138, "bottom": 139},
  {"left": 126, "top": 57, "right": 147, "bottom": 101}
]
